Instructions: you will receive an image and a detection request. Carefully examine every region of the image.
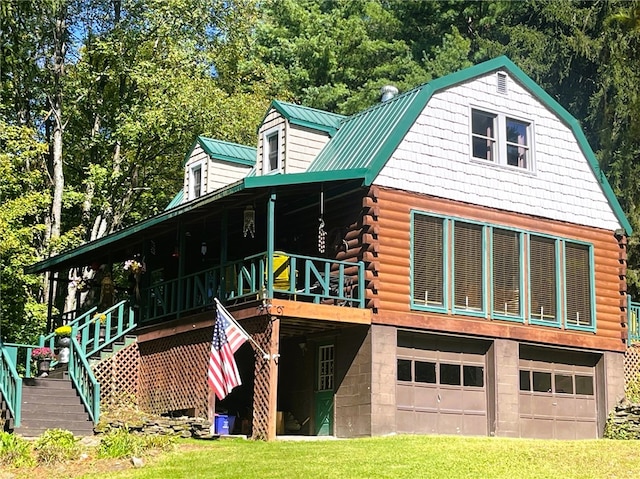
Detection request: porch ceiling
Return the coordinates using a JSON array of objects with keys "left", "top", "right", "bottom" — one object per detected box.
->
[{"left": 25, "top": 178, "right": 364, "bottom": 274}]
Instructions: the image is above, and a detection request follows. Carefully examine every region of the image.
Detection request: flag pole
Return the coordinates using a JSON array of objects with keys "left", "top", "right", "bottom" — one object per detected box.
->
[
  {"left": 208, "top": 390, "right": 216, "bottom": 435},
  {"left": 214, "top": 298, "right": 271, "bottom": 360}
]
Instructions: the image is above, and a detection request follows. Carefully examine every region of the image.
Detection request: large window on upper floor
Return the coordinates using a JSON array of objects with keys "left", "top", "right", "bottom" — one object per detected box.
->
[
  {"left": 411, "top": 212, "right": 595, "bottom": 332},
  {"left": 471, "top": 108, "right": 533, "bottom": 170},
  {"left": 412, "top": 214, "right": 446, "bottom": 310},
  {"left": 263, "top": 127, "right": 282, "bottom": 174}
]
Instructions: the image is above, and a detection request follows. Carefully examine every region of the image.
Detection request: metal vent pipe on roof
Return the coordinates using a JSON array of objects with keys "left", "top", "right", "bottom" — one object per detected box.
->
[{"left": 380, "top": 85, "right": 399, "bottom": 102}]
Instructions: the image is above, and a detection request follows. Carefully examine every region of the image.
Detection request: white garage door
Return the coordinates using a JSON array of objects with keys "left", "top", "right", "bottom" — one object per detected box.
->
[{"left": 396, "top": 332, "right": 490, "bottom": 436}]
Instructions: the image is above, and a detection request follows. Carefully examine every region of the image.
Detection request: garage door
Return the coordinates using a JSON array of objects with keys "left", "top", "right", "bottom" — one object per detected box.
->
[
  {"left": 396, "top": 332, "right": 491, "bottom": 436},
  {"left": 518, "top": 346, "right": 599, "bottom": 439}
]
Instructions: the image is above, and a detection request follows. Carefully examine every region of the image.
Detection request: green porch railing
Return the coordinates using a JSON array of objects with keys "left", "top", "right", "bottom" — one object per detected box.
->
[
  {"left": 142, "top": 251, "right": 365, "bottom": 323},
  {"left": 0, "top": 341, "right": 22, "bottom": 427},
  {"left": 629, "top": 298, "right": 640, "bottom": 343}
]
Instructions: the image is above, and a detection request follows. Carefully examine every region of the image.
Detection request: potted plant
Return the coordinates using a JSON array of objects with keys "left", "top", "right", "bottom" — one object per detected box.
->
[
  {"left": 93, "top": 313, "right": 107, "bottom": 340},
  {"left": 31, "top": 347, "right": 55, "bottom": 376},
  {"left": 54, "top": 325, "right": 72, "bottom": 364}
]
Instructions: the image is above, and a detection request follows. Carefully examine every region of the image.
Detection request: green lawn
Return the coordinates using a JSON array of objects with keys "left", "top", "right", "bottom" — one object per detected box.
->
[{"left": 78, "top": 435, "right": 640, "bottom": 479}]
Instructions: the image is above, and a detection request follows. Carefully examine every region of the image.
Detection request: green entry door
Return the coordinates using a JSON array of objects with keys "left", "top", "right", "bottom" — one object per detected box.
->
[{"left": 314, "top": 344, "right": 334, "bottom": 436}]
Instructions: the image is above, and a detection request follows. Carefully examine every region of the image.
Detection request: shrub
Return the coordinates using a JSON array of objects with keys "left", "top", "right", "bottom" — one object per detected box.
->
[
  {"left": 98, "top": 428, "right": 177, "bottom": 459},
  {"left": 33, "top": 429, "right": 80, "bottom": 464},
  {"left": 98, "top": 428, "right": 143, "bottom": 459},
  {"left": 0, "top": 431, "right": 34, "bottom": 467}
]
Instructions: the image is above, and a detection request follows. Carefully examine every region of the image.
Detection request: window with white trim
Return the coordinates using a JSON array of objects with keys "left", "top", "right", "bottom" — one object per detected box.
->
[
  {"left": 189, "top": 163, "right": 203, "bottom": 200},
  {"left": 471, "top": 108, "right": 532, "bottom": 170},
  {"left": 263, "top": 128, "right": 281, "bottom": 174}
]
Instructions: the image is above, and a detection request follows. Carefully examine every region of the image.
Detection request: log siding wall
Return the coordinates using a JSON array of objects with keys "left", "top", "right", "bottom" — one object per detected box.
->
[{"left": 371, "top": 185, "right": 626, "bottom": 352}]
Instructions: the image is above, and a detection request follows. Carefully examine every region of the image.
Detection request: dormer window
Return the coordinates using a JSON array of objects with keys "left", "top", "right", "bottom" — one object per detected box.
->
[
  {"left": 263, "top": 128, "right": 282, "bottom": 174},
  {"left": 190, "top": 162, "right": 203, "bottom": 199},
  {"left": 471, "top": 108, "right": 533, "bottom": 171}
]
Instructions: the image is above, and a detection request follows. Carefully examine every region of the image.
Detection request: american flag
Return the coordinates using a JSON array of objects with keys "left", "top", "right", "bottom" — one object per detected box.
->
[{"left": 207, "top": 302, "right": 249, "bottom": 400}]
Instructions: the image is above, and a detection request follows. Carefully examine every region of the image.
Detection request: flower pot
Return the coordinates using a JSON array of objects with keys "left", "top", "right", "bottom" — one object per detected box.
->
[
  {"left": 57, "top": 347, "right": 70, "bottom": 364},
  {"left": 37, "top": 359, "right": 51, "bottom": 375},
  {"left": 57, "top": 336, "right": 71, "bottom": 347},
  {"left": 99, "top": 325, "right": 106, "bottom": 340}
]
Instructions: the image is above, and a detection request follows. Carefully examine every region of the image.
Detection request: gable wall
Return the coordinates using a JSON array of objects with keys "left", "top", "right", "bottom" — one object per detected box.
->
[
  {"left": 286, "top": 125, "right": 331, "bottom": 174},
  {"left": 374, "top": 72, "right": 622, "bottom": 232},
  {"left": 183, "top": 146, "right": 209, "bottom": 200},
  {"left": 208, "top": 161, "right": 252, "bottom": 192},
  {"left": 257, "top": 109, "right": 286, "bottom": 174},
  {"left": 371, "top": 186, "right": 625, "bottom": 353}
]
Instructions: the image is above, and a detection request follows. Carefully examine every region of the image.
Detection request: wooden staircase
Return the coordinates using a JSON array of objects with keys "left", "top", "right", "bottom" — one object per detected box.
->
[{"left": 13, "top": 374, "right": 94, "bottom": 437}]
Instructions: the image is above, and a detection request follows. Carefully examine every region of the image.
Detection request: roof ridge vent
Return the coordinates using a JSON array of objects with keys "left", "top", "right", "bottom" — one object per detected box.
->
[{"left": 380, "top": 85, "right": 399, "bottom": 102}]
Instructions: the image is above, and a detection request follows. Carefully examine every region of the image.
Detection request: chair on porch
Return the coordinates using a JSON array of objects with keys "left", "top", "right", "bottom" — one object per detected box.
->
[{"left": 272, "top": 252, "right": 296, "bottom": 298}]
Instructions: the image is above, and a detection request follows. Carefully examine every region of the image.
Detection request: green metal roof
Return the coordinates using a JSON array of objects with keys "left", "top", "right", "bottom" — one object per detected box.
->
[
  {"left": 165, "top": 190, "right": 183, "bottom": 210},
  {"left": 306, "top": 55, "right": 632, "bottom": 235},
  {"left": 183, "top": 136, "right": 256, "bottom": 167},
  {"left": 264, "top": 100, "right": 345, "bottom": 136}
]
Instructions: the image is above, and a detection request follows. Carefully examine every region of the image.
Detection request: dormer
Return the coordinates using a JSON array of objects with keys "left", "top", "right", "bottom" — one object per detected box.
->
[
  {"left": 256, "top": 101, "right": 344, "bottom": 175},
  {"left": 182, "top": 136, "right": 256, "bottom": 202}
]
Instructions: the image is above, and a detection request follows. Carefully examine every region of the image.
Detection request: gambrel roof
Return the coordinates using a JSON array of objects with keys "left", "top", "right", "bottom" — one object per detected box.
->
[{"left": 27, "top": 56, "right": 632, "bottom": 274}]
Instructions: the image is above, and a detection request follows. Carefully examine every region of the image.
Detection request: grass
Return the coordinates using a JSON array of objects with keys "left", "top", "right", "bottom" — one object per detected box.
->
[{"left": 65, "top": 435, "right": 640, "bottom": 479}]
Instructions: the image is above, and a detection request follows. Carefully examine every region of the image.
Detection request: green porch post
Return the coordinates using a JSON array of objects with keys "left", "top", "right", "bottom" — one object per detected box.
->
[
  {"left": 266, "top": 191, "right": 276, "bottom": 298},
  {"left": 221, "top": 210, "right": 228, "bottom": 298},
  {"left": 177, "top": 221, "right": 186, "bottom": 319}
]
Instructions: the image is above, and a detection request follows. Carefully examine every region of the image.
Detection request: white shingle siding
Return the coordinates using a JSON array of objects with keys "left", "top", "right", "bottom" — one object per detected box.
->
[
  {"left": 257, "top": 110, "right": 285, "bottom": 174},
  {"left": 183, "top": 147, "right": 208, "bottom": 201},
  {"left": 374, "top": 72, "right": 623, "bottom": 232},
  {"left": 182, "top": 144, "right": 252, "bottom": 202},
  {"left": 287, "top": 125, "right": 331, "bottom": 174}
]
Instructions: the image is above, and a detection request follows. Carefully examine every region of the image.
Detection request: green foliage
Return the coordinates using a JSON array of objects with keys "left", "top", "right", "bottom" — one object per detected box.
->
[
  {"left": 0, "top": 431, "right": 34, "bottom": 468},
  {"left": 33, "top": 429, "right": 80, "bottom": 465},
  {"left": 97, "top": 428, "right": 176, "bottom": 459},
  {"left": 603, "top": 412, "right": 640, "bottom": 440},
  {"left": 625, "top": 372, "right": 640, "bottom": 403}
]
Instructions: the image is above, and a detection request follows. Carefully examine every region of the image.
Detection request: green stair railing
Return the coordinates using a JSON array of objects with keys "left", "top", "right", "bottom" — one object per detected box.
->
[
  {"left": 0, "top": 341, "right": 22, "bottom": 427},
  {"left": 0, "top": 299, "right": 136, "bottom": 428},
  {"left": 76, "top": 300, "right": 136, "bottom": 358},
  {"left": 68, "top": 331, "right": 100, "bottom": 423},
  {"left": 629, "top": 298, "right": 640, "bottom": 343}
]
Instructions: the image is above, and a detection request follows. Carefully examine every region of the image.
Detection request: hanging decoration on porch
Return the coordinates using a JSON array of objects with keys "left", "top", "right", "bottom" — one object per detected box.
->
[
  {"left": 124, "top": 257, "right": 146, "bottom": 301},
  {"left": 243, "top": 205, "right": 255, "bottom": 238},
  {"left": 318, "top": 188, "right": 326, "bottom": 253}
]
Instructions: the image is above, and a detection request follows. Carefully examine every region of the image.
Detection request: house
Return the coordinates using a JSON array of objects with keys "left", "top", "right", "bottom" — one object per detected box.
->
[{"left": 21, "top": 56, "right": 631, "bottom": 440}]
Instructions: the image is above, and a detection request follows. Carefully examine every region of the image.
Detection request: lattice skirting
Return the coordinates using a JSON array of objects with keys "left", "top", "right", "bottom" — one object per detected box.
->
[
  {"left": 625, "top": 344, "right": 640, "bottom": 389},
  {"left": 93, "top": 341, "right": 141, "bottom": 409},
  {"left": 134, "top": 315, "right": 278, "bottom": 439}
]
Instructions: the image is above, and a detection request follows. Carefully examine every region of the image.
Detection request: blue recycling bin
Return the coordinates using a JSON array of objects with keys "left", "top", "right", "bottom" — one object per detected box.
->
[{"left": 215, "top": 415, "right": 236, "bottom": 435}]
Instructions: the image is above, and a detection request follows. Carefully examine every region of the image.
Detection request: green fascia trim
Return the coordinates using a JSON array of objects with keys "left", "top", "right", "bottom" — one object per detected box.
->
[
  {"left": 165, "top": 190, "right": 184, "bottom": 210},
  {"left": 244, "top": 168, "right": 368, "bottom": 189},
  {"left": 359, "top": 55, "right": 632, "bottom": 235},
  {"left": 288, "top": 117, "right": 338, "bottom": 136},
  {"left": 26, "top": 181, "right": 246, "bottom": 274}
]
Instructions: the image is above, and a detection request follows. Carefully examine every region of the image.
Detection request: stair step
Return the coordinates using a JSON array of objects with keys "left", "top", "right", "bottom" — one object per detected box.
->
[{"left": 22, "top": 378, "right": 75, "bottom": 389}]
